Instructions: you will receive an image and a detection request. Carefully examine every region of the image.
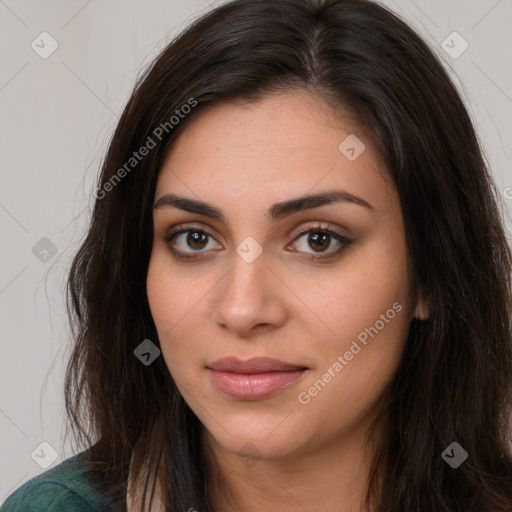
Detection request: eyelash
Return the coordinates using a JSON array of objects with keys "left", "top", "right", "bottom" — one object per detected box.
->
[{"left": 161, "top": 223, "right": 351, "bottom": 261}]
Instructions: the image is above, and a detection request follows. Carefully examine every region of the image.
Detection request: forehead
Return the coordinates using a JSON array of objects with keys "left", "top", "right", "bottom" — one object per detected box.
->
[{"left": 154, "top": 90, "right": 396, "bottom": 217}]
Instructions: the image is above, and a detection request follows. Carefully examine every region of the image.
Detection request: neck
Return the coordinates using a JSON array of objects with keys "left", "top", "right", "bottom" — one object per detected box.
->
[{"left": 203, "top": 420, "right": 384, "bottom": 512}]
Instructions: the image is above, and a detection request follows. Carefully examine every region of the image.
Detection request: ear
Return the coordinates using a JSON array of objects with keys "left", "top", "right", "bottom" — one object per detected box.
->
[{"left": 413, "top": 292, "right": 430, "bottom": 321}]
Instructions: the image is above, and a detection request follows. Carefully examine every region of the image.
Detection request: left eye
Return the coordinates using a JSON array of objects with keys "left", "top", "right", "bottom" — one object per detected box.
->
[{"left": 289, "top": 227, "right": 350, "bottom": 257}]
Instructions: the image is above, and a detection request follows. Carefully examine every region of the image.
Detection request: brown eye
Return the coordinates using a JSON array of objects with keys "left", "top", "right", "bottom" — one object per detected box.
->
[
  {"left": 162, "top": 223, "right": 351, "bottom": 261},
  {"left": 290, "top": 225, "right": 351, "bottom": 259},
  {"left": 164, "top": 227, "right": 222, "bottom": 258},
  {"left": 185, "top": 231, "right": 209, "bottom": 250},
  {"left": 306, "top": 232, "right": 331, "bottom": 252}
]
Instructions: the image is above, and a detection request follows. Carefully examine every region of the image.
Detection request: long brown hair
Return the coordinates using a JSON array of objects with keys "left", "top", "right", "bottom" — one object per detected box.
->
[{"left": 65, "top": 0, "right": 512, "bottom": 510}]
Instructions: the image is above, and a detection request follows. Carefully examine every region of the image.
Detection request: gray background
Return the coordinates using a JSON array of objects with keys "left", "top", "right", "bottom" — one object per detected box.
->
[{"left": 1, "top": 0, "right": 511, "bottom": 501}]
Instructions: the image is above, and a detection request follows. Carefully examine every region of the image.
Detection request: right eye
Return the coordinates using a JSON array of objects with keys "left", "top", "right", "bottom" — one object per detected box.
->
[{"left": 163, "top": 226, "right": 222, "bottom": 260}]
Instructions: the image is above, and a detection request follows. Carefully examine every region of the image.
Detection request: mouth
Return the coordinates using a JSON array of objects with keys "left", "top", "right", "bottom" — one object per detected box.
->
[{"left": 207, "top": 357, "right": 308, "bottom": 400}]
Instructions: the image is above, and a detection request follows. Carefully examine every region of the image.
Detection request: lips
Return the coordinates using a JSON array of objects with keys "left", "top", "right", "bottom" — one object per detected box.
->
[
  {"left": 207, "top": 357, "right": 308, "bottom": 400},
  {"left": 207, "top": 356, "right": 307, "bottom": 373}
]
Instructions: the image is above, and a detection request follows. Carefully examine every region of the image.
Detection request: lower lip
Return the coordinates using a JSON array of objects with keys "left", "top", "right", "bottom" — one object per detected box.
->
[{"left": 208, "top": 369, "right": 306, "bottom": 400}]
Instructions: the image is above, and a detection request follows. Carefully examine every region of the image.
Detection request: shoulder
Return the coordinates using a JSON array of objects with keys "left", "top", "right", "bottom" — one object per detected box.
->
[{"left": 0, "top": 452, "right": 124, "bottom": 512}]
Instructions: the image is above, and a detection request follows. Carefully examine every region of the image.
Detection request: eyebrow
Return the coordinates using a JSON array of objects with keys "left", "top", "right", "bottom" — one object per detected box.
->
[{"left": 153, "top": 189, "right": 374, "bottom": 222}]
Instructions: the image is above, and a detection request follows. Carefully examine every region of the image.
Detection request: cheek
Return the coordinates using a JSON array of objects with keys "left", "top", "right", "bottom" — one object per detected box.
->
[
  {"left": 146, "top": 251, "right": 203, "bottom": 333},
  {"left": 146, "top": 251, "right": 211, "bottom": 376},
  {"left": 314, "top": 238, "right": 411, "bottom": 341},
  {"left": 301, "top": 230, "right": 413, "bottom": 407},
  {"left": 146, "top": 256, "right": 175, "bottom": 333},
  {"left": 146, "top": 254, "right": 186, "bottom": 367}
]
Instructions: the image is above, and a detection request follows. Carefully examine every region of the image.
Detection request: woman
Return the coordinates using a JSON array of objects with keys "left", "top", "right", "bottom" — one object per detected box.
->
[{"left": 3, "top": 0, "right": 512, "bottom": 511}]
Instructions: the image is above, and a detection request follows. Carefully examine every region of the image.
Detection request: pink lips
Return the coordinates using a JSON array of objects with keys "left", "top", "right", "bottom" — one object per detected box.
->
[{"left": 207, "top": 357, "right": 308, "bottom": 400}]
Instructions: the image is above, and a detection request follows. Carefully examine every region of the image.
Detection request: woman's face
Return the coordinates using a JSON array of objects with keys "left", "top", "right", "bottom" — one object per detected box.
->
[{"left": 147, "top": 89, "right": 424, "bottom": 462}]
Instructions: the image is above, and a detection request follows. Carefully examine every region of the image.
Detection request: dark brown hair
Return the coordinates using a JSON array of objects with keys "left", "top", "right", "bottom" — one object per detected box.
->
[{"left": 65, "top": 0, "right": 512, "bottom": 510}]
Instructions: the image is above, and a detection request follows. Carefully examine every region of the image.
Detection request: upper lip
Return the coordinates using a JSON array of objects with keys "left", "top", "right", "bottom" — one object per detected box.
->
[{"left": 207, "top": 357, "right": 307, "bottom": 374}]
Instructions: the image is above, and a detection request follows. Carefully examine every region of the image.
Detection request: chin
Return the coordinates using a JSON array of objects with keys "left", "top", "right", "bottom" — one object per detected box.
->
[{"left": 202, "top": 415, "right": 307, "bottom": 463}]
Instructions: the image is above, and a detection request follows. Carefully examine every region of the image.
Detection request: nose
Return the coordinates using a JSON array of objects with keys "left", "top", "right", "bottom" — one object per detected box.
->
[{"left": 211, "top": 248, "right": 287, "bottom": 337}]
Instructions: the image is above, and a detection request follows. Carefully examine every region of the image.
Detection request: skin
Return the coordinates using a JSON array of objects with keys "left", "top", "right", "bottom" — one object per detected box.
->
[{"left": 146, "top": 89, "right": 429, "bottom": 512}]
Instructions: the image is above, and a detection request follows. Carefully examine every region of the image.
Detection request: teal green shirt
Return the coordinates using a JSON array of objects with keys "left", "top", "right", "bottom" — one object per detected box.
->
[{"left": 1, "top": 452, "right": 125, "bottom": 512}]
